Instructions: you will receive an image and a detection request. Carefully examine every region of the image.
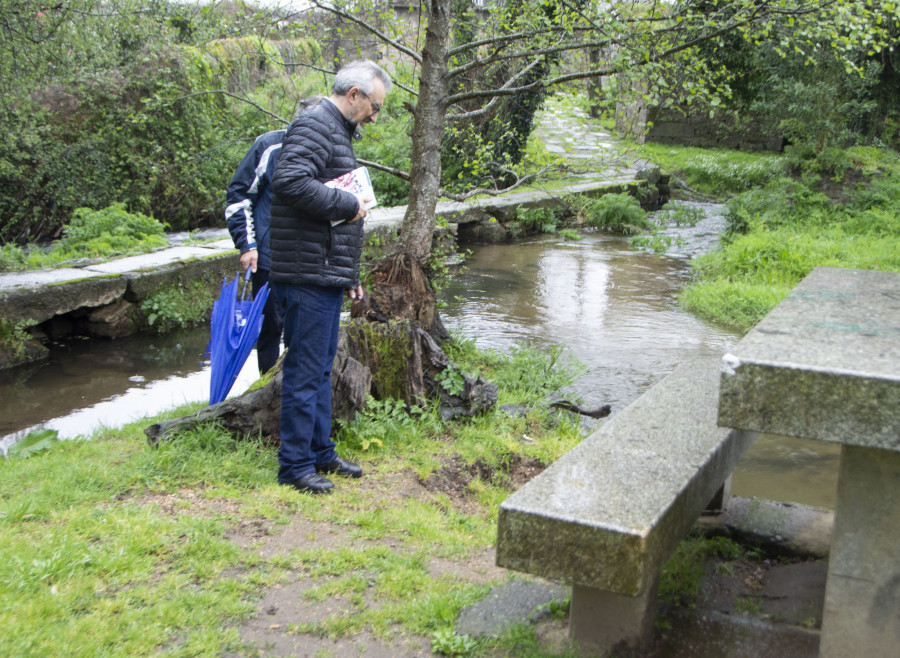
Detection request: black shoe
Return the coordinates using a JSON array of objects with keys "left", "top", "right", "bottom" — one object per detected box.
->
[
  {"left": 281, "top": 473, "right": 333, "bottom": 494},
  {"left": 318, "top": 456, "right": 362, "bottom": 479}
]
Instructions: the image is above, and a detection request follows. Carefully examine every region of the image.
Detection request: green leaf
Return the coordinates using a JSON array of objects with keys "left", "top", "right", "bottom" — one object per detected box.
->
[{"left": 7, "top": 429, "right": 59, "bottom": 459}]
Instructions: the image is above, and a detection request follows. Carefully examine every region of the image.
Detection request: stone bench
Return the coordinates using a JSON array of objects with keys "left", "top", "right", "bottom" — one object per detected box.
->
[{"left": 496, "top": 357, "right": 756, "bottom": 653}]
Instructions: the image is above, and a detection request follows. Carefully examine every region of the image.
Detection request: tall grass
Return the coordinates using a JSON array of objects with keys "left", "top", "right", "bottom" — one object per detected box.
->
[
  {"left": 680, "top": 151, "right": 900, "bottom": 331},
  {"left": 635, "top": 143, "right": 790, "bottom": 198}
]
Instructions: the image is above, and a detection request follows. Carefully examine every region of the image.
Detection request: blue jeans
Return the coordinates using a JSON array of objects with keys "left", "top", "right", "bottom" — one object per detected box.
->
[{"left": 273, "top": 283, "right": 343, "bottom": 482}]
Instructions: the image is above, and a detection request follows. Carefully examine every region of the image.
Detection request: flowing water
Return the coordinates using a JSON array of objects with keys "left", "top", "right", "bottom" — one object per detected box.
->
[
  {"left": 0, "top": 202, "right": 839, "bottom": 508},
  {"left": 0, "top": 328, "right": 259, "bottom": 454}
]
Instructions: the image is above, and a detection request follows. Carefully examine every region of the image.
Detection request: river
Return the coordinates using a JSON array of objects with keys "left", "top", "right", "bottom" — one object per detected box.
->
[{"left": 0, "top": 202, "right": 839, "bottom": 507}]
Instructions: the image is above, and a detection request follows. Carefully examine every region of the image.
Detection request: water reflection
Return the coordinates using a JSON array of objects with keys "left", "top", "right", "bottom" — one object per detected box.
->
[
  {"left": 0, "top": 328, "right": 258, "bottom": 452},
  {"left": 440, "top": 234, "right": 732, "bottom": 412}
]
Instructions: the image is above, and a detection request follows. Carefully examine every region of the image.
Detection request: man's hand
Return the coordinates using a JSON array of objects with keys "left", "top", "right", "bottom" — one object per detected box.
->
[
  {"left": 347, "top": 285, "right": 364, "bottom": 300},
  {"left": 240, "top": 249, "right": 259, "bottom": 273},
  {"left": 348, "top": 197, "right": 372, "bottom": 223}
]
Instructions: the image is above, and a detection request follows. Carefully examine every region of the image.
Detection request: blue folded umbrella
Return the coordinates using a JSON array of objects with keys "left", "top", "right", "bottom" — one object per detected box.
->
[{"left": 208, "top": 269, "right": 269, "bottom": 405}]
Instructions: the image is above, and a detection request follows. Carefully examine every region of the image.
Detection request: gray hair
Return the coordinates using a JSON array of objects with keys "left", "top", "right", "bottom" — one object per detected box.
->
[{"left": 332, "top": 60, "right": 393, "bottom": 97}]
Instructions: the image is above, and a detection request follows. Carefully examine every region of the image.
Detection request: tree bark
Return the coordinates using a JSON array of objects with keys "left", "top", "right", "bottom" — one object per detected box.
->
[{"left": 399, "top": 0, "right": 452, "bottom": 257}]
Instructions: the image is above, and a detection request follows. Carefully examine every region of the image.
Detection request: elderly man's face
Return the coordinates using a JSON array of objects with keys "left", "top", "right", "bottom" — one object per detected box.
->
[{"left": 348, "top": 78, "right": 386, "bottom": 125}]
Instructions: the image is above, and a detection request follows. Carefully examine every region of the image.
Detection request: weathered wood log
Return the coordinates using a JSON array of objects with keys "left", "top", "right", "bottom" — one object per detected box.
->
[
  {"left": 145, "top": 345, "right": 373, "bottom": 444},
  {"left": 144, "top": 368, "right": 283, "bottom": 445}
]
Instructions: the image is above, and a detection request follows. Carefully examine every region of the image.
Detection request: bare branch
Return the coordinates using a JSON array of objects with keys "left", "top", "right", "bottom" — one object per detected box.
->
[
  {"left": 445, "top": 94, "right": 501, "bottom": 120},
  {"left": 309, "top": 0, "right": 423, "bottom": 64},
  {"left": 447, "top": 55, "right": 544, "bottom": 120},
  {"left": 164, "top": 89, "right": 290, "bottom": 124},
  {"left": 357, "top": 159, "right": 411, "bottom": 181},
  {"left": 448, "top": 28, "right": 559, "bottom": 59},
  {"left": 449, "top": 36, "right": 618, "bottom": 81},
  {"left": 437, "top": 163, "right": 570, "bottom": 202}
]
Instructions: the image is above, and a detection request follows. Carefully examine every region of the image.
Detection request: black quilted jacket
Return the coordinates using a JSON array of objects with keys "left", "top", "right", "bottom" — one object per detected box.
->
[{"left": 269, "top": 99, "right": 363, "bottom": 288}]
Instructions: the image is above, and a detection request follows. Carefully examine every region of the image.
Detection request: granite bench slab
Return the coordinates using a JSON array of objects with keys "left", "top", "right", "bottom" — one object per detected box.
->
[{"left": 496, "top": 357, "right": 756, "bottom": 597}]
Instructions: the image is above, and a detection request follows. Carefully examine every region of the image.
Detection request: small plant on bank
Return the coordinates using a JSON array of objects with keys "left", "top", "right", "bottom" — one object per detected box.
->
[
  {"left": 0, "top": 318, "right": 37, "bottom": 359},
  {"left": 139, "top": 279, "right": 217, "bottom": 332},
  {"left": 334, "top": 395, "right": 432, "bottom": 452},
  {"left": 668, "top": 203, "right": 705, "bottom": 227},
  {"left": 435, "top": 367, "right": 466, "bottom": 396},
  {"left": 631, "top": 233, "right": 676, "bottom": 254},
  {"left": 515, "top": 205, "right": 566, "bottom": 235},
  {"left": 558, "top": 228, "right": 581, "bottom": 241},
  {"left": 581, "top": 192, "right": 652, "bottom": 234},
  {"left": 431, "top": 628, "right": 479, "bottom": 656},
  {"left": 4, "top": 429, "right": 59, "bottom": 460},
  {"left": 734, "top": 596, "right": 764, "bottom": 616}
]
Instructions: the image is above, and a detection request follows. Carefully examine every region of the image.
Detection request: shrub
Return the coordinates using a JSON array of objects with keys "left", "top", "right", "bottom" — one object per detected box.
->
[
  {"left": 139, "top": 280, "right": 217, "bottom": 332},
  {"left": 61, "top": 203, "right": 167, "bottom": 251},
  {"left": 581, "top": 192, "right": 651, "bottom": 234},
  {"left": 515, "top": 205, "right": 565, "bottom": 234},
  {"left": 0, "top": 204, "right": 169, "bottom": 272}
]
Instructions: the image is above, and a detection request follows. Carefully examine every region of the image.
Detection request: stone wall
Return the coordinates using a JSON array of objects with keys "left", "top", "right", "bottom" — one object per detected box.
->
[{"left": 616, "top": 101, "right": 783, "bottom": 152}]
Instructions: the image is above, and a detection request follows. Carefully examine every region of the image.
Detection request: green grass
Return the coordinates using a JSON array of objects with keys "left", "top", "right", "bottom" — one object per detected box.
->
[
  {"left": 1, "top": 339, "right": 590, "bottom": 656},
  {"left": 659, "top": 534, "right": 744, "bottom": 607},
  {"left": 679, "top": 150, "right": 900, "bottom": 331},
  {"left": 634, "top": 143, "right": 791, "bottom": 199}
]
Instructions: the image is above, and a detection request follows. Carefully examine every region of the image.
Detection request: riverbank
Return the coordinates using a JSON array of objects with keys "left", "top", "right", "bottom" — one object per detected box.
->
[
  {"left": 0, "top": 166, "right": 667, "bottom": 373},
  {"left": 0, "top": 336, "right": 833, "bottom": 657},
  {"left": 639, "top": 143, "right": 900, "bottom": 331}
]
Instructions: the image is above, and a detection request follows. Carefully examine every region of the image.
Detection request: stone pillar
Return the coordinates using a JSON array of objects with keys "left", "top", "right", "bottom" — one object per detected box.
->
[
  {"left": 569, "top": 576, "right": 658, "bottom": 654},
  {"left": 704, "top": 475, "right": 732, "bottom": 513},
  {"left": 820, "top": 445, "right": 900, "bottom": 658}
]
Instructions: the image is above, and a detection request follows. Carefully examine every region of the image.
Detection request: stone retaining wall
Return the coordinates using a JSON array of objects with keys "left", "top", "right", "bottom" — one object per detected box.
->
[{"left": 617, "top": 100, "right": 783, "bottom": 152}]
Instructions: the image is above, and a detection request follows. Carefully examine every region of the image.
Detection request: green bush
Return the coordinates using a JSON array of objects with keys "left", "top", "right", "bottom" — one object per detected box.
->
[
  {"left": 62, "top": 203, "right": 167, "bottom": 251},
  {"left": 0, "top": 204, "right": 168, "bottom": 272},
  {"left": 581, "top": 192, "right": 651, "bottom": 234},
  {"left": 139, "top": 280, "right": 217, "bottom": 332},
  {"left": 515, "top": 205, "right": 565, "bottom": 234}
]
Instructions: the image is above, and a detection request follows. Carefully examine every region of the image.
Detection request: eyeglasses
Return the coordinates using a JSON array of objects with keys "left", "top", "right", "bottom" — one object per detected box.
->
[{"left": 359, "top": 90, "right": 381, "bottom": 116}]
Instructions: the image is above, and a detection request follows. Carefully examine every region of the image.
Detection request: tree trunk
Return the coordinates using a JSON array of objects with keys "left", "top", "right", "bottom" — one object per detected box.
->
[
  {"left": 587, "top": 48, "right": 603, "bottom": 119},
  {"left": 399, "top": 0, "right": 451, "bottom": 257}
]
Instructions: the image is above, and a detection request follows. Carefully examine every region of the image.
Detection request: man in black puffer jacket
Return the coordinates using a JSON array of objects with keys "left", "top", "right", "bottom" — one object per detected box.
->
[{"left": 269, "top": 60, "right": 392, "bottom": 495}]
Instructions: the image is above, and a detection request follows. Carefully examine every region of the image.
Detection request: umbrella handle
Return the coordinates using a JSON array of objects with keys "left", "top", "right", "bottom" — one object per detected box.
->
[{"left": 240, "top": 268, "right": 253, "bottom": 301}]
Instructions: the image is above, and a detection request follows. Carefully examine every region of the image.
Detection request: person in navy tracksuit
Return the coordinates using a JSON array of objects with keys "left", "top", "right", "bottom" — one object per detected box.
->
[{"left": 225, "top": 129, "right": 286, "bottom": 375}]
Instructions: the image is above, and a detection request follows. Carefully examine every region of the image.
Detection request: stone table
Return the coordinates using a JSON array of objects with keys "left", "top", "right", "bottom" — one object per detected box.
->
[{"left": 717, "top": 266, "right": 900, "bottom": 658}]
